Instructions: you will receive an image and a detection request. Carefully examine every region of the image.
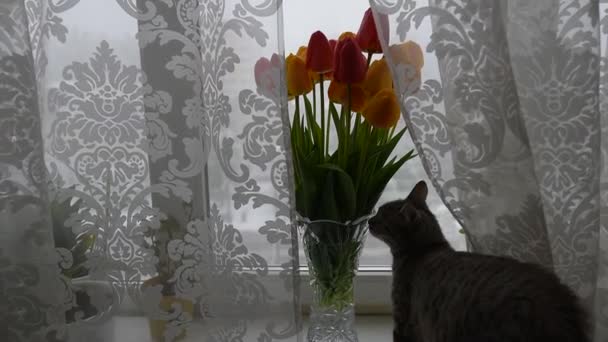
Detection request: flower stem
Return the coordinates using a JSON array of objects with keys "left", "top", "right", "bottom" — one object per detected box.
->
[
  {"left": 388, "top": 125, "right": 396, "bottom": 139},
  {"left": 320, "top": 74, "right": 326, "bottom": 159},
  {"left": 366, "top": 52, "right": 373, "bottom": 67},
  {"left": 346, "top": 84, "right": 352, "bottom": 162},
  {"left": 313, "top": 81, "right": 317, "bottom": 121},
  {"left": 355, "top": 124, "right": 369, "bottom": 193},
  {"left": 354, "top": 113, "right": 361, "bottom": 143}
]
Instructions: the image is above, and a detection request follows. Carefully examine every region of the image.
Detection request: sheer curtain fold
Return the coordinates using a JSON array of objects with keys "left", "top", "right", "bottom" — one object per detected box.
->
[
  {"left": 371, "top": 0, "right": 607, "bottom": 339},
  {"left": 0, "top": 1, "right": 67, "bottom": 341},
  {"left": 0, "top": 0, "right": 300, "bottom": 341}
]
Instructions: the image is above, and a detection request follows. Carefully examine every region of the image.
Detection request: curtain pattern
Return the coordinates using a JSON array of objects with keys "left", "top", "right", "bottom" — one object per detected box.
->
[
  {"left": 372, "top": 0, "right": 607, "bottom": 339},
  {"left": 1, "top": 0, "right": 300, "bottom": 341}
]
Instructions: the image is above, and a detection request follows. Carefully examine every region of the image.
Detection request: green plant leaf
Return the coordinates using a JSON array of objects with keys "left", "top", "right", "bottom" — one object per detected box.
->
[
  {"left": 303, "top": 96, "right": 323, "bottom": 152},
  {"left": 367, "top": 127, "right": 407, "bottom": 167},
  {"left": 329, "top": 102, "right": 342, "bottom": 146},
  {"left": 316, "top": 164, "right": 357, "bottom": 221}
]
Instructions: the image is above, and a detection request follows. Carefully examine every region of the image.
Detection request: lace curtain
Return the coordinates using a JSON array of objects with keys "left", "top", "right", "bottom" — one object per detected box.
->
[
  {"left": 371, "top": 0, "right": 608, "bottom": 339},
  {"left": 1, "top": 0, "right": 300, "bottom": 341}
]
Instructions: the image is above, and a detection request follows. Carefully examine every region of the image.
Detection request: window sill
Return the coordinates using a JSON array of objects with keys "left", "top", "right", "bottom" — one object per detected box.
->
[
  {"left": 73, "top": 315, "right": 393, "bottom": 341},
  {"left": 303, "top": 315, "right": 393, "bottom": 340},
  {"left": 299, "top": 269, "right": 393, "bottom": 315}
]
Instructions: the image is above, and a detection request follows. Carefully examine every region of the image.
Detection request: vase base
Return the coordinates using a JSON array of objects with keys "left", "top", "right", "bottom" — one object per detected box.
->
[{"left": 307, "top": 304, "right": 358, "bottom": 342}]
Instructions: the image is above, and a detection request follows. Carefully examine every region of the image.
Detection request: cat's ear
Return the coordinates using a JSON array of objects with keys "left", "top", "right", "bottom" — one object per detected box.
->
[{"left": 408, "top": 181, "right": 428, "bottom": 205}]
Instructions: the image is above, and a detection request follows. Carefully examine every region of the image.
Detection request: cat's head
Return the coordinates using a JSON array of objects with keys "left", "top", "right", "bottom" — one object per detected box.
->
[{"left": 369, "top": 181, "right": 448, "bottom": 256}]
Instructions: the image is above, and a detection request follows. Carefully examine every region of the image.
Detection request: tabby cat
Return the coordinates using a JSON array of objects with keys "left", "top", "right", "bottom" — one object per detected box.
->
[{"left": 369, "top": 181, "right": 589, "bottom": 342}]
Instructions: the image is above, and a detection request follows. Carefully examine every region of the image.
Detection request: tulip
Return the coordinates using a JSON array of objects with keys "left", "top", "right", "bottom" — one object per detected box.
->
[
  {"left": 324, "top": 39, "right": 338, "bottom": 80},
  {"left": 356, "top": 8, "right": 389, "bottom": 53},
  {"left": 296, "top": 46, "right": 308, "bottom": 61},
  {"left": 362, "top": 88, "right": 401, "bottom": 128},
  {"left": 333, "top": 37, "right": 367, "bottom": 84},
  {"left": 329, "top": 39, "right": 337, "bottom": 55},
  {"left": 389, "top": 41, "right": 424, "bottom": 70},
  {"left": 254, "top": 54, "right": 281, "bottom": 99},
  {"left": 363, "top": 58, "right": 392, "bottom": 97},
  {"left": 328, "top": 81, "right": 367, "bottom": 112},
  {"left": 306, "top": 31, "right": 333, "bottom": 73},
  {"left": 286, "top": 53, "right": 313, "bottom": 97},
  {"left": 339, "top": 31, "right": 356, "bottom": 41},
  {"left": 298, "top": 45, "right": 334, "bottom": 82}
]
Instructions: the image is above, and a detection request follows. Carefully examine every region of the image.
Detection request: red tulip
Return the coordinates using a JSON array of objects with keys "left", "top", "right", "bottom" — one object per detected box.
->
[
  {"left": 329, "top": 39, "right": 337, "bottom": 57},
  {"left": 333, "top": 37, "right": 367, "bottom": 84},
  {"left": 306, "top": 31, "right": 333, "bottom": 73},
  {"left": 356, "top": 8, "right": 389, "bottom": 53}
]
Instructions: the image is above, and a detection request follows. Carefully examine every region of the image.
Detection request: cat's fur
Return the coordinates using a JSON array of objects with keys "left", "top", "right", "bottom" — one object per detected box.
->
[{"left": 369, "top": 181, "right": 589, "bottom": 342}]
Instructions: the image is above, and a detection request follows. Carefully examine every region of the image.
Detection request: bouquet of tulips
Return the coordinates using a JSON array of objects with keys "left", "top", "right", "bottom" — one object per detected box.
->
[
  {"left": 286, "top": 9, "right": 423, "bottom": 311},
  {"left": 257, "top": 8, "right": 423, "bottom": 312},
  {"left": 287, "top": 10, "right": 422, "bottom": 223}
]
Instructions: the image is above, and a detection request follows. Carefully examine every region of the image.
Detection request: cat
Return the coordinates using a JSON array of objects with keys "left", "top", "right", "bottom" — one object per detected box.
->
[{"left": 369, "top": 181, "right": 590, "bottom": 342}]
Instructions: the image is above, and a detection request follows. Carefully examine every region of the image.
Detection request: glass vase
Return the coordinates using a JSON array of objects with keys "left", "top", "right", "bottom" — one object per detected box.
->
[{"left": 297, "top": 214, "right": 372, "bottom": 342}]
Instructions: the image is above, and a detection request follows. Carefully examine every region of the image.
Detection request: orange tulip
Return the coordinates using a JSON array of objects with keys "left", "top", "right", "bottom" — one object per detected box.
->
[
  {"left": 339, "top": 31, "right": 356, "bottom": 41},
  {"left": 389, "top": 41, "right": 424, "bottom": 70},
  {"left": 306, "top": 31, "right": 333, "bottom": 73},
  {"left": 286, "top": 54, "right": 313, "bottom": 97},
  {"left": 356, "top": 8, "right": 389, "bottom": 53},
  {"left": 333, "top": 37, "right": 367, "bottom": 84},
  {"left": 363, "top": 58, "right": 392, "bottom": 97},
  {"left": 362, "top": 88, "right": 401, "bottom": 128},
  {"left": 328, "top": 81, "right": 367, "bottom": 112},
  {"left": 297, "top": 46, "right": 308, "bottom": 61}
]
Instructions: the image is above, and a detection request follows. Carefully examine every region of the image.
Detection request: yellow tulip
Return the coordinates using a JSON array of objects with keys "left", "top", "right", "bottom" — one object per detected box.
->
[
  {"left": 328, "top": 80, "right": 367, "bottom": 112},
  {"left": 286, "top": 53, "right": 313, "bottom": 97},
  {"left": 362, "top": 88, "right": 401, "bottom": 128},
  {"left": 363, "top": 58, "right": 392, "bottom": 97},
  {"left": 389, "top": 41, "right": 424, "bottom": 70}
]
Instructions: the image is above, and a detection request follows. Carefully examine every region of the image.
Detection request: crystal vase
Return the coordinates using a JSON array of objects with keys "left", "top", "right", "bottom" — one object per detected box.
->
[{"left": 297, "top": 214, "right": 372, "bottom": 342}]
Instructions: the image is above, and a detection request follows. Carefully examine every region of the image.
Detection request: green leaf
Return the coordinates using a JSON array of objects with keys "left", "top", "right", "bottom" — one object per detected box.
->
[
  {"left": 296, "top": 160, "right": 320, "bottom": 218},
  {"left": 316, "top": 164, "right": 357, "bottom": 221},
  {"left": 329, "top": 102, "right": 342, "bottom": 145},
  {"left": 367, "top": 127, "right": 407, "bottom": 167},
  {"left": 363, "top": 149, "right": 417, "bottom": 212},
  {"left": 318, "top": 173, "right": 340, "bottom": 221},
  {"left": 303, "top": 96, "right": 323, "bottom": 152}
]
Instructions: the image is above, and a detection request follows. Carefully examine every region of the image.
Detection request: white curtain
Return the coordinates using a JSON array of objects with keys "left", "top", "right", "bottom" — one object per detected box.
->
[
  {"left": 0, "top": 0, "right": 300, "bottom": 341},
  {"left": 371, "top": 0, "right": 608, "bottom": 340}
]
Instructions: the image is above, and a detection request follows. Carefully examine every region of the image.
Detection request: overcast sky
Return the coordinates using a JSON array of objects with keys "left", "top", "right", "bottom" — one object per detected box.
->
[{"left": 283, "top": 0, "right": 370, "bottom": 54}]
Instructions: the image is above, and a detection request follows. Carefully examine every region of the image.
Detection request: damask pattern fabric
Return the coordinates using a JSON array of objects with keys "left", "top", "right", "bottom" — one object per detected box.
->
[
  {"left": 0, "top": 0, "right": 299, "bottom": 341},
  {"left": 371, "top": 0, "right": 607, "bottom": 339}
]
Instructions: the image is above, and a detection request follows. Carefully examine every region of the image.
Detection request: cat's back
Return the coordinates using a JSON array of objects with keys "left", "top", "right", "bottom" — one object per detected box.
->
[{"left": 404, "top": 249, "right": 590, "bottom": 342}]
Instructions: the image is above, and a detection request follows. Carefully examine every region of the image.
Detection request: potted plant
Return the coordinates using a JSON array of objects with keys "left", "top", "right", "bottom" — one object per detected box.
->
[
  {"left": 51, "top": 192, "right": 98, "bottom": 323},
  {"left": 142, "top": 205, "right": 194, "bottom": 342}
]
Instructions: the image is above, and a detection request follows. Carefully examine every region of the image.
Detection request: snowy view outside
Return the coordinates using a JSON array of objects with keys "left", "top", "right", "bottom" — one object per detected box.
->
[{"left": 45, "top": 0, "right": 463, "bottom": 270}]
